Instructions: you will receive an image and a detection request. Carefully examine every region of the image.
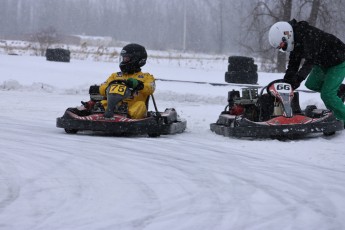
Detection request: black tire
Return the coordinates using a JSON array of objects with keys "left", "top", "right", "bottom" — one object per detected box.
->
[
  {"left": 65, "top": 128, "right": 78, "bottom": 134},
  {"left": 228, "top": 63, "right": 257, "bottom": 72},
  {"left": 46, "top": 48, "right": 70, "bottom": 62},
  {"left": 148, "top": 133, "right": 161, "bottom": 137},
  {"left": 228, "top": 56, "right": 255, "bottom": 71},
  {"left": 323, "top": 131, "right": 336, "bottom": 136},
  {"left": 225, "top": 71, "right": 258, "bottom": 84},
  {"left": 228, "top": 56, "right": 254, "bottom": 64}
]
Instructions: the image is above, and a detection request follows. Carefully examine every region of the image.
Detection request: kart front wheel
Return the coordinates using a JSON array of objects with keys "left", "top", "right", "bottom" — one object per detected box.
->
[{"left": 65, "top": 128, "right": 78, "bottom": 134}]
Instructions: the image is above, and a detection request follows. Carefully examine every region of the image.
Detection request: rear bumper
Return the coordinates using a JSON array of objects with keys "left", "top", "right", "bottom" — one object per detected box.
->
[
  {"left": 210, "top": 114, "right": 344, "bottom": 138},
  {"left": 56, "top": 110, "right": 187, "bottom": 135}
]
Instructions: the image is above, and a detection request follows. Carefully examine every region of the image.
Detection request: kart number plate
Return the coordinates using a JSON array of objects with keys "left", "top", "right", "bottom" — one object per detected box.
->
[
  {"left": 274, "top": 83, "right": 291, "bottom": 93},
  {"left": 109, "top": 84, "right": 127, "bottom": 95}
]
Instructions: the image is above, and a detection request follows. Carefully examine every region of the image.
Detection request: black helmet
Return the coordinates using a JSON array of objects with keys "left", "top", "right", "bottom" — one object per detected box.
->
[{"left": 119, "top": 43, "right": 147, "bottom": 74}]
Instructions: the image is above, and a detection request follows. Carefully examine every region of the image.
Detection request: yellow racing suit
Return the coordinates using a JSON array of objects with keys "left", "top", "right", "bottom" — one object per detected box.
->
[{"left": 99, "top": 71, "right": 155, "bottom": 119}]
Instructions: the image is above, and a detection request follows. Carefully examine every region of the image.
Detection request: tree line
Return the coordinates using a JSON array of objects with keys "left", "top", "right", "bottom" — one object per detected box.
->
[{"left": 0, "top": 0, "right": 344, "bottom": 71}]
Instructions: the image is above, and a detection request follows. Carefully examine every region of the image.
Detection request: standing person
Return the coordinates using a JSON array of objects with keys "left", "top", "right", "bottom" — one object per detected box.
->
[
  {"left": 268, "top": 19, "right": 345, "bottom": 123},
  {"left": 98, "top": 43, "right": 156, "bottom": 119}
]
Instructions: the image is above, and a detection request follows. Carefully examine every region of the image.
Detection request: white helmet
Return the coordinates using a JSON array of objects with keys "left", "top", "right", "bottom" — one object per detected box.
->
[{"left": 268, "top": 21, "right": 294, "bottom": 52}]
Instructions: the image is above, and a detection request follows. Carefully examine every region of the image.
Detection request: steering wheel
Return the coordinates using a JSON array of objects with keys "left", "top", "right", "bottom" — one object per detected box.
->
[
  {"left": 258, "top": 79, "right": 285, "bottom": 97},
  {"left": 266, "top": 79, "right": 286, "bottom": 96}
]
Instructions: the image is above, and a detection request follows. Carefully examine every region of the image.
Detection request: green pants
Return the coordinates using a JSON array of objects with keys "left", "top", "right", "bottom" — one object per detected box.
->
[{"left": 305, "top": 61, "right": 345, "bottom": 121}]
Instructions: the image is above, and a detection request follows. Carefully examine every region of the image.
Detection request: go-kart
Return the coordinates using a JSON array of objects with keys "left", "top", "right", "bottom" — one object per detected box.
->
[
  {"left": 56, "top": 80, "right": 187, "bottom": 137},
  {"left": 210, "top": 79, "right": 344, "bottom": 139}
]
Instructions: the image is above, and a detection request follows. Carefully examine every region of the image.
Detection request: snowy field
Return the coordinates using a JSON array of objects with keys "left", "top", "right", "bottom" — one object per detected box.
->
[{"left": 1, "top": 53, "right": 345, "bottom": 230}]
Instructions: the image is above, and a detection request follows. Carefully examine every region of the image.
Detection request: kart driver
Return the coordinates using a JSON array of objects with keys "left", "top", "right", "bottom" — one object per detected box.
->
[
  {"left": 98, "top": 43, "right": 156, "bottom": 119},
  {"left": 268, "top": 19, "right": 345, "bottom": 123}
]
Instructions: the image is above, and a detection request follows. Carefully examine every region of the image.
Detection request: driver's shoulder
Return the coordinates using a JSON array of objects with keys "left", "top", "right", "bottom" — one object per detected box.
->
[
  {"left": 108, "top": 72, "right": 125, "bottom": 80},
  {"left": 134, "top": 72, "right": 155, "bottom": 81}
]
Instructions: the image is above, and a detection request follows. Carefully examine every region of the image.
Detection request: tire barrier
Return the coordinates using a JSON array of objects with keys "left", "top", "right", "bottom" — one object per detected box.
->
[
  {"left": 46, "top": 48, "right": 70, "bottom": 62},
  {"left": 225, "top": 56, "right": 258, "bottom": 84}
]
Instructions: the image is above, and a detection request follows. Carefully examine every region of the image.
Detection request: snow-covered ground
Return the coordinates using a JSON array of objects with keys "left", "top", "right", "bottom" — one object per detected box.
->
[{"left": 1, "top": 53, "right": 345, "bottom": 230}]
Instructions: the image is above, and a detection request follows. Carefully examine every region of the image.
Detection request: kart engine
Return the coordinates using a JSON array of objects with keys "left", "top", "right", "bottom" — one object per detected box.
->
[{"left": 227, "top": 88, "right": 259, "bottom": 121}]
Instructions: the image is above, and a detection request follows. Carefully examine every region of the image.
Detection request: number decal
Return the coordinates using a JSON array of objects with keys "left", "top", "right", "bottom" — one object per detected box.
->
[
  {"left": 109, "top": 84, "right": 127, "bottom": 95},
  {"left": 276, "top": 84, "right": 290, "bottom": 91}
]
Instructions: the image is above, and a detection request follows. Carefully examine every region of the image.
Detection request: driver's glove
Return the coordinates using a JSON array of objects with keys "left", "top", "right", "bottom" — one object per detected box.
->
[{"left": 126, "top": 78, "right": 144, "bottom": 90}]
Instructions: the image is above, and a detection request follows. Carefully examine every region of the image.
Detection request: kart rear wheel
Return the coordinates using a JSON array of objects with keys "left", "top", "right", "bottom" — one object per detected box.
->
[
  {"left": 323, "top": 131, "right": 336, "bottom": 136},
  {"left": 65, "top": 128, "right": 78, "bottom": 134},
  {"left": 148, "top": 133, "right": 161, "bottom": 137}
]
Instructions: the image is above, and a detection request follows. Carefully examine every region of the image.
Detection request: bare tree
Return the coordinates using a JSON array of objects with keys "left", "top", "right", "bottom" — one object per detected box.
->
[
  {"left": 308, "top": 0, "right": 321, "bottom": 25},
  {"left": 240, "top": 0, "right": 292, "bottom": 72},
  {"left": 33, "top": 26, "right": 60, "bottom": 56},
  {"left": 2, "top": 0, "right": 344, "bottom": 55},
  {"left": 240, "top": 0, "right": 342, "bottom": 72}
]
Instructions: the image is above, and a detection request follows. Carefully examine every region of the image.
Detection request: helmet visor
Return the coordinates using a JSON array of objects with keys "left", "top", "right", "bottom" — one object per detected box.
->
[
  {"left": 119, "top": 54, "right": 131, "bottom": 63},
  {"left": 277, "top": 37, "right": 288, "bottom": 51}
]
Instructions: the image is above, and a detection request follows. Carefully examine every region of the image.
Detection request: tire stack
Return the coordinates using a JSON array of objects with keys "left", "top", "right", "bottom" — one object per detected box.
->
[
  {"left": 46, "top": 48, "right": 71, "bottom": 62},
  {"left": 225, "top": 56, "right": 258, "bottom": 84}
]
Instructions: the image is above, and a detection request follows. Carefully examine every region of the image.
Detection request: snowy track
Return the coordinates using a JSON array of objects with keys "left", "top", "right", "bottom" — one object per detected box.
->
[
  {"left": 1, "top": 55, "right": 345, "bottom": 229},
  {"left": 1, "top": 90, "right": 345, "bottom": 230}
]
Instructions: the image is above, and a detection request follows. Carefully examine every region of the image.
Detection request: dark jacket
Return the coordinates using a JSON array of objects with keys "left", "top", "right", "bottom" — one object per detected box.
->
[{"left": 284, "top": 19, "right": 345, "bottom": 83}]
